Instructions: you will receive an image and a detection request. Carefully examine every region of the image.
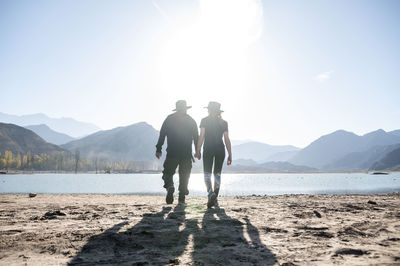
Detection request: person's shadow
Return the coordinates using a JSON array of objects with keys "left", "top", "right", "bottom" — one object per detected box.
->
[
  {"left": 69, "top": 205, "right": 276, "bottom": 265},
  {"left": 68, "top": 205, "right": 189, "bottom": 265},
  {"left": 190, "top": 208, "right": 276, "bottom": 265}
]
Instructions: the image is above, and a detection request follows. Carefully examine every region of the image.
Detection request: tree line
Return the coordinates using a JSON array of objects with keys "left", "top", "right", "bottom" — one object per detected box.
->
[{"left": 0, "top": 150, "right": 160, "bottom": 173}]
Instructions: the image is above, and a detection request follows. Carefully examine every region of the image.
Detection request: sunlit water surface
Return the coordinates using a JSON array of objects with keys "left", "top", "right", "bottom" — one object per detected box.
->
[{"left": 1, "top": 173, "right": 400, "bottom": 195}]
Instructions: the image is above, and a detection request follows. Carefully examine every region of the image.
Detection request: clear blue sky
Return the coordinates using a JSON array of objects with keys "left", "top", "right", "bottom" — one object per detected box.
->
[{"left": 1, "top": 0, "right": 399, "bottom": 147}]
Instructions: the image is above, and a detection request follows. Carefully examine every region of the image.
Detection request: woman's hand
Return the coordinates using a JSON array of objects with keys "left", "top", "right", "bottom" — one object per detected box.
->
[
  {"left": 223, "top": 131, "right": 232, "bottom": 166},
  {"left": 227, "top": 155, "right": 232, "bottom": 166},
  {"left": 194, "top": 151, "right": 201, "bottom": 160}
]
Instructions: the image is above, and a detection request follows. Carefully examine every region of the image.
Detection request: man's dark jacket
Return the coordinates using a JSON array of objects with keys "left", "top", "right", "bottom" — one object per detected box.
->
[{"left": 156, "top": 112, "right": 199, "bottom": 158}]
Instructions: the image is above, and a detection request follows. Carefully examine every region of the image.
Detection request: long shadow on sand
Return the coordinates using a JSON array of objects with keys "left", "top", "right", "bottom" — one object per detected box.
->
[
  {"left": 68, "top": 205, "right": 189, "bottom": 265},
  {"left": 189, "top": 208, "right": 276, "bottom": 265},
  {"left": 69, "top": 205, "right": 276, "bottom": 265}
]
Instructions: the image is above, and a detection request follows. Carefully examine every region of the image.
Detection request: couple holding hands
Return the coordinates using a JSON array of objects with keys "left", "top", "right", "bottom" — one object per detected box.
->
[{"left": 155, "top": 100, "right": 232, "bottom": 208}]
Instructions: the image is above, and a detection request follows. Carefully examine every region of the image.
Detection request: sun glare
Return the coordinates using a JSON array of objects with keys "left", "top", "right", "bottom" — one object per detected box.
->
[{"left": 156, "top": 0, "right": 263, "bottom": 111}]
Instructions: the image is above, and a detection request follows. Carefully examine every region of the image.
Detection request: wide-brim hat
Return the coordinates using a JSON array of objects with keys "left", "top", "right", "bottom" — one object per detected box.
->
[
  {"left": 205, "top": 101, "right": 224, "bottom": 113},
  {"left": 173, "top": 100, "right": 192, "bottom": 111}
]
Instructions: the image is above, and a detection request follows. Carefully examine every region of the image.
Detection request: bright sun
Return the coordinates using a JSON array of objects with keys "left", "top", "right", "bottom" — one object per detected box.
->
[{"left": 156, "top": 0, "right": 263, "bottom": 113}]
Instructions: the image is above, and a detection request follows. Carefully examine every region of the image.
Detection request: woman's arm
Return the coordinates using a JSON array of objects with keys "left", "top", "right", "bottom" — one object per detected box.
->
[
  {"left": 195, "top": 128, "right": 205, "bottom": 159},
  {"left": 223, "top": 131, "right": 232, "bottom": 165}
]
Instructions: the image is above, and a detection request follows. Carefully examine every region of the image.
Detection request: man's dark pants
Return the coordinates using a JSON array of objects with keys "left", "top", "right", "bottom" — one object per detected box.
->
[{"left": 162, "top": 156, "right": 192, "bottom": 196}]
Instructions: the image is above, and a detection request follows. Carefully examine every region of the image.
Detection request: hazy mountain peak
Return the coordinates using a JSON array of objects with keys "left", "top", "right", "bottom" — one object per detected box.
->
[
  {"left": 369, "top": 145, "right": 400, "bottom": 171},
  {"left": 290, "top": 128, "right": 400, "bottom": 169},
  {"left": 235, "top": 141, "right": 272, "bottom": 148},
  {"left": 25, "top": 124, "right": 75, "bottom": 145},
  {"left": 61, "top": 122, "right": 159, "bottom": 162},
  {"left": 289, "top": 130, "right": 361, "bottom": 168},
  {"left": 29, "top": 124, "right": 50, "bottom": 129},
  {"left": 361, "top": 128, "right": 400, "bottom": 149},
  {"left": 389, "top": 129, "right": 400, "bottom": 137},
  {"left": 232, "top": 141, "right": 300, "bottom": 163},
  {"left": 29, "top": 113, "right": 48, "bottom": 118},
  {"left": 310, "top": 130, "right": 359, "bottom": 147},
  {"left": 0, "top": 122, "right": 66, "bottom": 155},
  {"left": 363, "top": 129, "right": 386, "bottom": 137},
  {"left": 330, "top": 129, "right": 357, "bottom": 136},
  {"left": 129, "top": 121, "right": 153, "bottom": 128},
  {"left": 0, "top": 112, "right": 100, "bottom": 138},
  {"left": 103, "top": 122, "right": 155, "bottom": 134}
]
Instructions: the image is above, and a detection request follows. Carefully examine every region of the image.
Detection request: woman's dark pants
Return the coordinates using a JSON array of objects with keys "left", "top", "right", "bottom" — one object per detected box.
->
[{"left": 203, "top": 149, "right": 225, "bottom": 196}]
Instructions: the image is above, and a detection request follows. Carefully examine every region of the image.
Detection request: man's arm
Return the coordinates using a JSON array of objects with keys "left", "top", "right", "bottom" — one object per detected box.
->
[{"left": 155, "top": 118, "right": 168, "bottom": 159}]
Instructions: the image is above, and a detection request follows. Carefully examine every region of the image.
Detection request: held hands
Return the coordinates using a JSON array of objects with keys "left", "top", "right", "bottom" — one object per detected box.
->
[
  {"left": 155, "top": 152, "right": 162, "bottom": 159},
  {"left": 227, "top": 155, "right": 232, "bottom": 166},
  {"left": 194, "top": 151, "right": 201, "bottom": 160}
]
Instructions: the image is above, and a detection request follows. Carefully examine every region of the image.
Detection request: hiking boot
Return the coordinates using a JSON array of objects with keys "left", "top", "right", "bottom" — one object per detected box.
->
[
  {"left": 166, "top": 186, "right": 175, "bottom": 204},
  {"left": 207, "top": 192, "right": 217, "bottom": 209},
  {"left": 178, "top": 194, "right": 185, "bottom": 205}
]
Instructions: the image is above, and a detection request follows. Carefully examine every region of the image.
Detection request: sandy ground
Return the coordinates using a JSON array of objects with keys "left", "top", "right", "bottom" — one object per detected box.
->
[{"left": 0, "top": 194, "right": 399, "bottom": 265}]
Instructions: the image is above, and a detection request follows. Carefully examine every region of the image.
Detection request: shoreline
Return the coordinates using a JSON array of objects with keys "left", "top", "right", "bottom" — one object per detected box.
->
[
  {"left": 1, "top": 170, "right": 400, "bottom": 175},
  {"left": 2, "top": 191, "right": 400, "bottom": 196},
  {"left": 1, "top": 193, "right": 399, "bottom": 265}
]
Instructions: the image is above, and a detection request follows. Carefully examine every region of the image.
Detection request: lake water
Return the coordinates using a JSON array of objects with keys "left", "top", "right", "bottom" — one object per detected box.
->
[{"left": 1, "top": 173, "right": 400, "bottom": 196}]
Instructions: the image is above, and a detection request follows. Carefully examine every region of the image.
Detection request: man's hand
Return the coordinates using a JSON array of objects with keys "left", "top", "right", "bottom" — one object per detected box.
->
[
  {"left": 155, "top": 152, "right": 162, "bottom": 159},
  {"left": 227, "top": 155, "right": 232, "bottom": 166}
]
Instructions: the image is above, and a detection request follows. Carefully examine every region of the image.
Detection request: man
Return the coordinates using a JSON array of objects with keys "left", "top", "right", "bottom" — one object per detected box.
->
[{"left": 156, "top": 100, "right": 199, "bottom": 204}]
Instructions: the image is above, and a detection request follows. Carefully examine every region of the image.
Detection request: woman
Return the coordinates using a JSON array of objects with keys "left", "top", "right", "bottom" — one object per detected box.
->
[{"left": 195, "top": 101, "right": 232, "bottom": 208}]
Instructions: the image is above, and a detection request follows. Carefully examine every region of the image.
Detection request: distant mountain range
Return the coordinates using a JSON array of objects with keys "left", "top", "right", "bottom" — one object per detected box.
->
[
  {"left": 232, "top": 141, "right": 300, "bottom": 163},
  {"left": 0, "top": 112, "right": 100, "bottom": 138},
  {"left": 61, "top": 122, "right": 159, "bottom": 161},
  {"left": 232, "top": 158, "right": 258, "bottom": 166},
  {"left": 390, "top": 130, "right": 400, "bottom": 137},
  {"left": 25, "top": 124, "right": 75, "bottom": 145},
  {"left": 230, "top": 139, "right": 254, "bottom": 146},
  {"left": 370, "top": 146, "right": 400, "bottom": 171},
  {"left": 289, "top": 129, "right": 400, "bottom": 170},
  {"left": 264, "top": 150, "right": 299, "bottom": 162},
  {"left": 227, "top": 161, "right": 316, "bottom": 173},
  {"left": 0, "top": 123, "right": 66, "bottom": 155},
  {"left": 325, "top": 144, "right": 400, "bottom": 171},
  {"left": 1, "top": 112, "right": 399, "bottom": 172}
]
